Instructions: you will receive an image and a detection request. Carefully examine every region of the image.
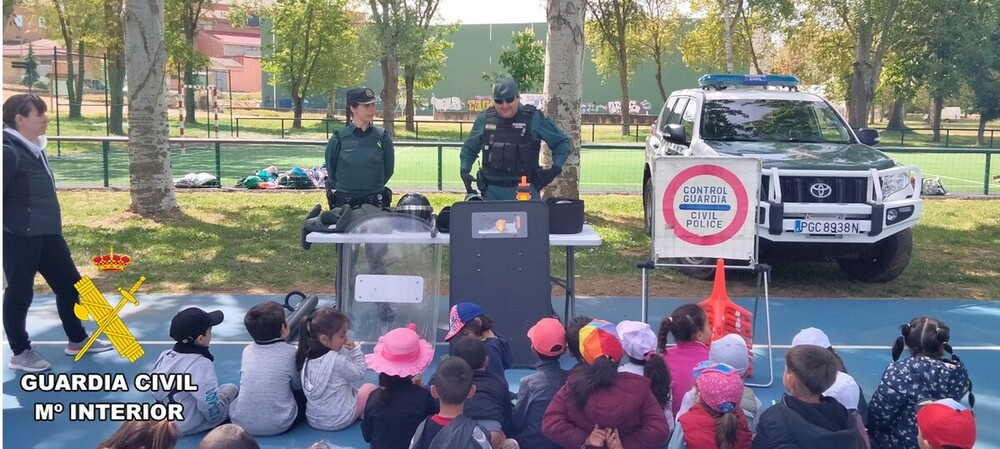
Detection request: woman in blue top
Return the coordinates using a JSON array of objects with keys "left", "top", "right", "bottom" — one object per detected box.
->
[{"left": 325, "top": 87, "right": 395, "bottom": 209}]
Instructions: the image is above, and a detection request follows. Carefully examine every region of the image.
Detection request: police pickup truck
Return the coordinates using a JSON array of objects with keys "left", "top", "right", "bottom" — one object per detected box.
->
[{"left": 643, "top": 74, "right": 922, "bottom": 282}]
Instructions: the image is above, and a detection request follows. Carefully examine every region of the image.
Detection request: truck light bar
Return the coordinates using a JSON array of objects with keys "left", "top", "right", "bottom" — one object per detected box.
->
[{"left": 698, "top": 74, "right": 800, "bottom": 90}]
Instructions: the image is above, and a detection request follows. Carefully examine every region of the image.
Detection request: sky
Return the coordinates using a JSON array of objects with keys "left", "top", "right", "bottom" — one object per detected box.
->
[{"left": 437, "top": 0, "right": 548, "bottom": 24}]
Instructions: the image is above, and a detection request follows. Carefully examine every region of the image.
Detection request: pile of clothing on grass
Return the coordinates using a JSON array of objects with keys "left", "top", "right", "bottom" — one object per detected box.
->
[
  {"left": 235, "top": 165, "right": 328, "bottom": 190},
  {"left": 174, "top": 172, "right": 221, "bottom": 188}
]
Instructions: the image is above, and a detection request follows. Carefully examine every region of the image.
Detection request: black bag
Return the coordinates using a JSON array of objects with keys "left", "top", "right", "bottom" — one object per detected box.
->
[{"left": 546, "top": 197, "right": 585, "bottom": 234}]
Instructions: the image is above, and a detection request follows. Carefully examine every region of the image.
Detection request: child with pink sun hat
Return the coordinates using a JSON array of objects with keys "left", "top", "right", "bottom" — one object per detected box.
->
[{"left": 362, "top": 324, "right": 439, "bottom": 449}]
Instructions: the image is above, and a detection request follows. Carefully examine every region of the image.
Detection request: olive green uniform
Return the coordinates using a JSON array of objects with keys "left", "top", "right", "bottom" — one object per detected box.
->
[{"left": 325, "top": 123, "right": 395, "bottom": 200}]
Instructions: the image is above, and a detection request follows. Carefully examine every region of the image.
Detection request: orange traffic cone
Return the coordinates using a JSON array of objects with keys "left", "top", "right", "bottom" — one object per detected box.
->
[{"left": 698, "top": 258, "right": 755, "bottom": 376}]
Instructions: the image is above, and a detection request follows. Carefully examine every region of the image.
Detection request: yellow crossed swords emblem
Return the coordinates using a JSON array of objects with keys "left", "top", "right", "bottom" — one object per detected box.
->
[{"left": 72, "top": 276, "right": 146, "bottom": 362}]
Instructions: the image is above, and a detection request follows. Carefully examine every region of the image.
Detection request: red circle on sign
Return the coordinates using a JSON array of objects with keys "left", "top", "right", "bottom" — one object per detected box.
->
[{"left": 662, "top": 165, "right": 750, "bottom": 246}]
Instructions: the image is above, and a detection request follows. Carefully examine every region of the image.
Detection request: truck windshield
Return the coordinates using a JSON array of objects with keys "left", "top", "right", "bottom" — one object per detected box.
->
[{"left": 701, "top": 99, "right": 853, "bottom": 144}]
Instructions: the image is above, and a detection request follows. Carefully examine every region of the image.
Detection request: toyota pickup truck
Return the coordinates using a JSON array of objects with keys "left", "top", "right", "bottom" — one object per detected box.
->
[{"left": 643, "top": 74, "right": 922, "bottom": 282}]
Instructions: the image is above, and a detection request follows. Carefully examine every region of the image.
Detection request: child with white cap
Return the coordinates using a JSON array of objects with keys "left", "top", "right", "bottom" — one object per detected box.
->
[
  {"left": 617, "top": 320, "right": 674, "bottom": 432},
  {"left": 825, "top": 371, "right": 871, "bottom": 449},
  {"left": 676, "top": 333, "right": 762, "bottom": 430}
]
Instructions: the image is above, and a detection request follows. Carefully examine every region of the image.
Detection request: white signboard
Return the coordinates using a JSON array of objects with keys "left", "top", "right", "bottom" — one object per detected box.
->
[{"left": 652, "top": 157, "right": 761, "bottom": 261}]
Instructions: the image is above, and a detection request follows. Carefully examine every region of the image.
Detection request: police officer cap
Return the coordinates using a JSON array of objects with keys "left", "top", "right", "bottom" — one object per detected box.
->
[
  {"left": 492, "top": 78, "right": 519, "bottom": 103},
  {"left": 347, "top": 87, "right": 377, "bottom": 105}
]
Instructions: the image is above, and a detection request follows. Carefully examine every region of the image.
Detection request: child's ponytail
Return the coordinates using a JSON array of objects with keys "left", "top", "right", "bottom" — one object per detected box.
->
[
  {"left": 296, "top": 313, "right": 316, "bottom": 370},
  {"left": 571, "top": 356, "right": 618, "bottom": 407},
  {"left": 713, "top": 405, "right": 740, "bottom": 449},
  {"left": 642, "top": 353, "right": 672, "bottom": 408},
  {"left": 893, "top": 317, "right": 953, "bottom": 361}
]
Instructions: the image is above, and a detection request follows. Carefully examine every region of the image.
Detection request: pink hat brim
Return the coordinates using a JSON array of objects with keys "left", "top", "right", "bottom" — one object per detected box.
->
[{"left": 365, "top": 339, "right": 435, "bottom": 377}]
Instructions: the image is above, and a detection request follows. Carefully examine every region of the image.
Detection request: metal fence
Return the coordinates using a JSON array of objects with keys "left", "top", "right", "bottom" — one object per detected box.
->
[
  {"left": 46, "top": 137, "right": 999, "bottom": 195},
  {"left": 875, "top": 127, "right": 998, "bottom": 148}
]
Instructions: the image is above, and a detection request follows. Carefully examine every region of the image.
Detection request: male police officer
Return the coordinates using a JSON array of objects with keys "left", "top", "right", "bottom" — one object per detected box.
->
[{"left": 459, "top": 78, "right": 570, "bottom": 200}]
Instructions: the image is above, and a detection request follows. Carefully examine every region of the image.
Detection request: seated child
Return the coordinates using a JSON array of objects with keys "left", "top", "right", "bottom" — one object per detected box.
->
[
  {"left": 751, "top": 345, "right": 861, "bottom": 449},
  {"left": 668, "top": 361, "right": 751, "bottom": 449},
  {"left": 96, "top": 419, "right": 178, "bottom": 449},
  {"left": 869, "top": 317, "right": 973, "bottom": 449},
  {"left": 450, "top": 336, "right": 516, "bottom": 448},
  {"left": 793, "top": 326, "right": 869, "bottom": 425},
  {"left": 617, "top": 320, "right": 674, "bottom": 432},
  {"left": 230, "top": 301, "right": 304, "bottom": 436},
  {"left": 363, "top": 324, "right": 439, "bottom": 449},
  {"left": 565, "top": 315, "right": 593, "bottom": 376},
  {"left": 543, "top": 319, "right": 670, "bottom": 449},
  {"left": 512, "top": 317, "right": 569, "bottom": 449},
  {"left": 150, "top": 307, "right": 239, "bottom": 436},
  {"left": 409, "top": 357, "right": 492, "bottom": 449},
  {"left": 446, "top": 303, "right": 512, "bottom": 380},
  {"left": 198, "top": 423, "right": 260, "bottom": 449},
  {"left": 825, "top": 371, "right": 871, "bottom": 449},
  {"left": 296, "top": 307, "right": 377, "bottom": 431},
  {"left": 916, "top": 398, "right": 976, "bottom": 449},
  {"left": 658, "top": 304, "right": 712, "bottom": 417},
  {"left": 677, "top": 333, "right": 761, "bottom": 430}
]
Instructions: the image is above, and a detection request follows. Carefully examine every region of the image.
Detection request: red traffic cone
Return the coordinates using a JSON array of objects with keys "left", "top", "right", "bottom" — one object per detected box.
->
[{"left": 698, "top": 259, "right": 755, "bottom": 376}]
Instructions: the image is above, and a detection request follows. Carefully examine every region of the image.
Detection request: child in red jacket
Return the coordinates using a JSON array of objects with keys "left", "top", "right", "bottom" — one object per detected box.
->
[
  {"left": 669, "top": 361, "right": 751, "bottom": 449},
  {"left": 542, "top": 319, "right": 669, "bottom": 449}
]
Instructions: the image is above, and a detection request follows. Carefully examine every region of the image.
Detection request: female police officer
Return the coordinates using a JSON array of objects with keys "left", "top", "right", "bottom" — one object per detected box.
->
[{"left": 325, "top": 87, "right": 395, "bottom": 209}]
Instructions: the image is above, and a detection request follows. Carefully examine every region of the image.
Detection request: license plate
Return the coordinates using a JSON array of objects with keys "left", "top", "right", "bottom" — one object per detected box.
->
[{"left": 793, "top": 220, "right": 864, "bottom": 234}]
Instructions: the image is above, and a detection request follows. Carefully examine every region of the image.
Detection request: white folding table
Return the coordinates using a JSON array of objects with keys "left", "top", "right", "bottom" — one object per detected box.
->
[{"left": 306, "top": 224, "right": 602, "bottom": 321}]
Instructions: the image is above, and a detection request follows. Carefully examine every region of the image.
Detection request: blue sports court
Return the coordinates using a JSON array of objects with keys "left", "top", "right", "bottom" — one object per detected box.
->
[{"left": 4, "top": 294, "right": 997, "bottom": 448}]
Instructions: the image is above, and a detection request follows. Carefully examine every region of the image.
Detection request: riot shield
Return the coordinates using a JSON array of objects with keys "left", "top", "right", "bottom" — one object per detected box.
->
[{"left": 340, "top": 213, "right": 442, "bottom": 347}]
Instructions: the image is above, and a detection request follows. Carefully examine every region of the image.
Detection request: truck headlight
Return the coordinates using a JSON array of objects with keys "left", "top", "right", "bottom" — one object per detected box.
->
[{"left": 881, "top": 173, "right": 910, "bottom": 198}]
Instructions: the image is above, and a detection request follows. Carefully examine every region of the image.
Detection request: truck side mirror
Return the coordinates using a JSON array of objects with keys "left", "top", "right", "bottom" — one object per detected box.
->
[
  {"left": 857, "top": 128, "right": 880, "bottom": 146},
  {"left": 664, "top": 123, "right": 687, "bottom": 145}
]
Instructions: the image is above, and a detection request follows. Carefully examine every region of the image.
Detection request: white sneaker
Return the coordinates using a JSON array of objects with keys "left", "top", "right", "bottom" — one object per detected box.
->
[
  {"left": 65, "top": 335, "right": 114, "bottom": 356},
  {"left": 9, "top": 348, "right": 52, "bottom": 372}
]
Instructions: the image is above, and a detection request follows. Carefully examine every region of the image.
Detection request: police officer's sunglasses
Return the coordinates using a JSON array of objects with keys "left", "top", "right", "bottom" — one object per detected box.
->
[{"left": 494, "top": 96, "right": 517, "bottom": 105}]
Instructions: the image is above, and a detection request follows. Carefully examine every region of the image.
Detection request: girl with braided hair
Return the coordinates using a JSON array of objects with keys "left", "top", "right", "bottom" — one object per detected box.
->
[{"left": 869, "top": 317, "right": 973, "bottom": 449}]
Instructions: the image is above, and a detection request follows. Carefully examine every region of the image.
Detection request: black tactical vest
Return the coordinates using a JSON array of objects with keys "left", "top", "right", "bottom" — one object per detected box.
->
[{"left": 480, "top": 105, "right": 541, "bottom": 179}]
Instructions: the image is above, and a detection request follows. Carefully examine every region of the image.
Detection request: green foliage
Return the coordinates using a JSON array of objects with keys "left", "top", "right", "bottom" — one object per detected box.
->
[
  {"left": 257, "top": 0, "right": 360, "bottom": 102},
  {"left": 481, "top": 28, "right": 545, "bottom": 92},
  {"left": 585, "top": 0, "right": 646, "bottom": 82},
  {"left": 164, "top": 0, "right": 212, "bottom": 75},
  {"left": 20, "top": 44, "right": 40, "bottom": 87}
]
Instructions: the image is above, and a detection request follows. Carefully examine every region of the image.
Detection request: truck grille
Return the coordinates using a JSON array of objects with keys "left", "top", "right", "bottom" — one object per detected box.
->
[{"left": 760, "top": 176, "right": 868, "bottom": 204}]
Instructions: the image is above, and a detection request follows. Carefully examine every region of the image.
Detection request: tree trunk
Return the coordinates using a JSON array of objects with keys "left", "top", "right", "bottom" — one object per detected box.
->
[
  {"left": 71, "top": 41, "right": 85, "bottom": 118},
  {"left": 184, "top": 60, "right": 197, "bottom": 124},
  {"left": 886, "top": 98, "right": 905, "bottom": 129},
  {"left": 977, "top": 115, "right": 987, "bottom": 147},
  {"left": 106, "top": 0, "right": 127, "bottom": 135},
  {"left": 653, "top": 52, "right": 666, "bottom": 102},
  {"left": 542, "top": 0, "right": 584, "bottom": 199},
  {"left": 722, "top": 0, "right": 734, "bottom": 73},
  {"left": 616, "top": 25, "right": 630, "bottom": 136},
  {"left": 293, "top": 95, "right": 304, "bottom": 129},
  {"left": 327, "top": 93, "right": 336, "bottom": 119},
  {"left": 404, "top": 72, "right": 415, "bottom": 132},
  {"left": 124, "top": 0, "right": 178, "bottom": 216},
  {"left": 931, "top": 95, "right": 943, "bottom": 142},
  {"left": 379, "top": 52, "right": 398, "bottom": 135}
]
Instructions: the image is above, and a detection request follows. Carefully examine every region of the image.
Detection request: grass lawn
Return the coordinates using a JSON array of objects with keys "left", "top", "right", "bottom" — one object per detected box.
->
[{"left": 49, "top": 191, "right": 1000, "bottom": 300}]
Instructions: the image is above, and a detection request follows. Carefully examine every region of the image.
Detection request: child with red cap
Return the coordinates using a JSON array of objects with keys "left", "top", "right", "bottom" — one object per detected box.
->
[
  {"left": 512, "top": 317, "right": 569, "bottom": 449},
  {"left": 542, "top": 319, "right": 669, "bottom": 449},
  {"left": 916, "top": 399, "right": 976, "bottom": 449}
]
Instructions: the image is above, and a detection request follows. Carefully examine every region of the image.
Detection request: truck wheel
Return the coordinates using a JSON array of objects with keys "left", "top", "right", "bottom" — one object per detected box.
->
[
  {"left": 643, "top": 178, "right": 654, "bottom": 237},
  {"left": 836, "top": 228, "right": 913, "bottom": 283},
  {"left": 674, "top": 257, "right": 716, "bottom": 280}
]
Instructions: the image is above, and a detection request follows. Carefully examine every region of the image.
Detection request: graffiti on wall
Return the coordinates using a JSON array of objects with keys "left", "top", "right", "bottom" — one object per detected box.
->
[
  {"left": 605, "top": 100, "right": 653, "bottom": 115},
  {"left": 466, "top": 96, "right": 493, "bottom": 112},
  {"left": 580, "top": 103, "right": 608, "bottom": 114},
  {"left": 431, "top": 95, "right": 463, "bottom": 111}
]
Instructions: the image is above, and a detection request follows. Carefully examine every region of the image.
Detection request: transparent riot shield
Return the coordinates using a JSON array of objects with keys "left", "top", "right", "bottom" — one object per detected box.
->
[{"left": 340, "top": 214, "right": 442, "bottom": 347}]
